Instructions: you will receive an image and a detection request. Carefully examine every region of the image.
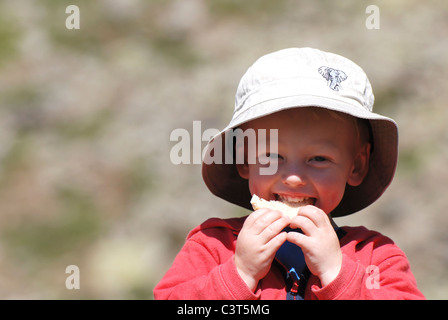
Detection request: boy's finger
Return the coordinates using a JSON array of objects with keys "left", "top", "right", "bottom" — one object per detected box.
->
[
  {"left": 260, "top": 214, "right": 291, "bottom": 241},
  {"left": 296, "top": 205, "right": 330, "bottom": 228},
  {"left": 290, "top": 215, "right": 315, "bottom": 236},
  {"left": 244, "top": 208, "right": 270, "bottom": 229},
  {"left": 251, "top": 209, "right": 285, "bottom": 235},
  {"left": 265, "top": 231, "right": 288, "bottom": 256},
  {"left": 286, "top": 229, "right": 308, "bottom": 248}
]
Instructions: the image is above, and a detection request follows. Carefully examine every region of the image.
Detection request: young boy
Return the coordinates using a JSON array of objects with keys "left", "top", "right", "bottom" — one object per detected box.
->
[{"left": 154, "top": 48, "right": 425, "bottom": 299}]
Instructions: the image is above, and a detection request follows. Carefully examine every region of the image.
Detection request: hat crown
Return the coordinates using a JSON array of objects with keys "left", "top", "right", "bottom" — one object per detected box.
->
[{"left": 235, "top": 48, "right": 374, "bottom": 115}]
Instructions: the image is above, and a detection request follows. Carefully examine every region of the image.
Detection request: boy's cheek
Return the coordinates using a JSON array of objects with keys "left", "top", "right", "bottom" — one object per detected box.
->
[
  {"left": 316, "top": 188, "right": 345, "bottom": 214},
  {"left": 248, "top": 174, "right": 277, "bottom": 201}
]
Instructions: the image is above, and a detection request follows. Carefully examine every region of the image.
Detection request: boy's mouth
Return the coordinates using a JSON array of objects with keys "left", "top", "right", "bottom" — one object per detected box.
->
[{"left": 275, "top": 194, "right": 316, "bottom": 207}]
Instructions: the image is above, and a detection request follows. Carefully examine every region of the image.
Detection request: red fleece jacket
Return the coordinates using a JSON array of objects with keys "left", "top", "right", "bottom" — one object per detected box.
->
[{"left": 153, "top": 217, "right": 425, "bottom": 300}]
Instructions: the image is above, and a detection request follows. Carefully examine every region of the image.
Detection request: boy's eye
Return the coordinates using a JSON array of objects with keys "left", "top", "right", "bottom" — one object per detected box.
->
[
  {"left": 311, "top": 156, "right": 327, "bottom": 162},
  {"left": 259, "top": 153, "right": 282, "bottom": 160},
  {"left": 265, "top": 153, "right": 282, "bottom": 159}
]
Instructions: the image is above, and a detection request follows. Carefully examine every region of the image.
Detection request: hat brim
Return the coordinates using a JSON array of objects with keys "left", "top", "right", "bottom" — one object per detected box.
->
[{"left": 202, "top": 100, "right": 398, "bottom": 217}]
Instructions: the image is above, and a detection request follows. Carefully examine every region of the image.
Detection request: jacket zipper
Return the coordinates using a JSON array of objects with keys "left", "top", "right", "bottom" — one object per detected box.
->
[{"left": 287, "top": 267, "right": 301, "bottom": 299}]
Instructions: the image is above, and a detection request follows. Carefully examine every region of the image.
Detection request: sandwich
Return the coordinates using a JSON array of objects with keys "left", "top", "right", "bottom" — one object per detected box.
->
[{"left": 250, "top": 194, "right": 312, "bottom": 218}]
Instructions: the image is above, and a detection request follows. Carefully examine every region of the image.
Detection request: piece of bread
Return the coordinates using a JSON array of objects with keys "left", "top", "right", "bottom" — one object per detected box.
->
[{"left": 250, "top": 194, "right": 304, "bottom": 219}]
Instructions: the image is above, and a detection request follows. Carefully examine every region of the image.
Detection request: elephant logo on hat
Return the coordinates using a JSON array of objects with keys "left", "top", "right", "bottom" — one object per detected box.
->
[{"left": 318, "top": 66, "right": 347, "bottom": 91}]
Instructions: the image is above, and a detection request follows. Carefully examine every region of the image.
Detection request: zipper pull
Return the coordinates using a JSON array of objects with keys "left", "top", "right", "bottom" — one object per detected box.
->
[{"left": 287, "top": 267, "right": 300, "bottom": 297}]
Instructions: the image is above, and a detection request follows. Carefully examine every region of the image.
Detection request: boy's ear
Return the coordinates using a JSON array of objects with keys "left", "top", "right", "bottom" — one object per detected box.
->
[
  {"left": 347, "top": 143, "right": 371, "bottom": 187},
  {"left": 236, "top": 162, "right": 249, "bottom": 179}
]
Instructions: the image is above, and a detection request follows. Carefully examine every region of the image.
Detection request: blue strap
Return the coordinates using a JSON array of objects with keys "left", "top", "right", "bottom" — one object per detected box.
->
[
  {"left": 275, "top": 228, "right": 306, "bottom": 275},
  {"left": 276, "top": 227, "right": 347, "bottom": 300},
  {"left": 275, "top": 227, "right": 308, "bottom": 300}
]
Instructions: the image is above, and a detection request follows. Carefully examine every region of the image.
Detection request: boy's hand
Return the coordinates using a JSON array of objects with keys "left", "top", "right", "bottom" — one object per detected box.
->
[
  {"left": 235, "top": 209, "right": 291, "bottom": 292},
  {"left": 287, "top": 205, "right": 342, "bottom": 287}
]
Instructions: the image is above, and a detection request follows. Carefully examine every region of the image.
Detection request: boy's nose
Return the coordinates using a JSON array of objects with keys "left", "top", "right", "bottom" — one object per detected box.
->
[{"left": 283, "top": 174, "right": 306, "bottom": 187}]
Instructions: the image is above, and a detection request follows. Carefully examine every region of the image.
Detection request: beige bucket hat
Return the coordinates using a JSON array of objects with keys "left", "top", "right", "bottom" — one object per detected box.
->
[{"left": 202, "top": 47, "right": 398, "bottom": 217}]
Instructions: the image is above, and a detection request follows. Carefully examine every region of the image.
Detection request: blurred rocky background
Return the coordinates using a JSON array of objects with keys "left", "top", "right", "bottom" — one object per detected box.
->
[{"left": 0, "top": 0, "right": 446, "bottom": 299}]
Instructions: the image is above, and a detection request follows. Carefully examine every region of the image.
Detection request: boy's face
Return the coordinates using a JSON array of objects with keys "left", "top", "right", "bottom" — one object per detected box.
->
[{"left": 236, "top": 107, "right": 370, "bottom": 215}]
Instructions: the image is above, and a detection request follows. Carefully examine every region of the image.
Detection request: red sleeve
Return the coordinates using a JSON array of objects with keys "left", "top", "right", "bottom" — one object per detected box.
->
[
  {"left": 311, "top": 253, "right": 424, "bottom": 300},
  {"left": 153, "top": 239, "right": 257, "bottom": 300},
  {"left": 153, "top": 218, "right": 258, "bottom": 300},
  {"left": 310, "top": 227, "right": 425, "bottom": 300}
]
